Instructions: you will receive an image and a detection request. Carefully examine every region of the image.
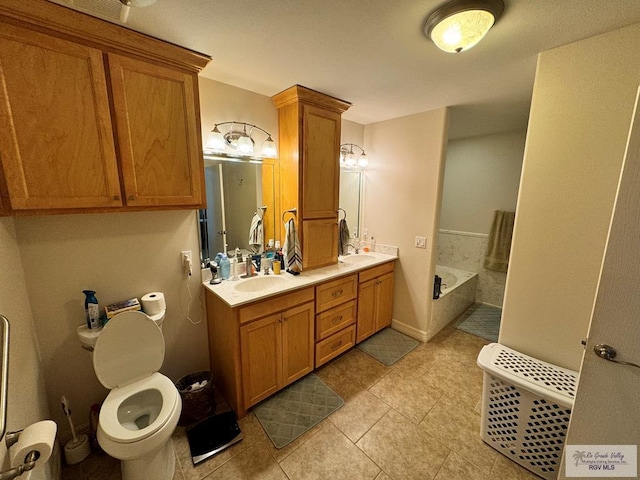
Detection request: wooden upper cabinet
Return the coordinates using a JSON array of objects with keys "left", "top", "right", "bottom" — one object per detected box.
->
[
  {"left": 0, "top": 0, "right": 210, "bottom": 215},
  {"left": 108, "top": 54, "right": 204, "bottom": 207},
  {"left": 272, "top": 85, "right": 351, "bottom": 270},
  {"left": 0, "top": 24, "right": 122, "bottom": 210}
]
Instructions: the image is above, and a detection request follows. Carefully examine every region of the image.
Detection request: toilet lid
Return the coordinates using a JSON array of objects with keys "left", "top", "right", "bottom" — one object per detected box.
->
[{"left": 93, "top": 311, "right": 165, "bottom": 389}]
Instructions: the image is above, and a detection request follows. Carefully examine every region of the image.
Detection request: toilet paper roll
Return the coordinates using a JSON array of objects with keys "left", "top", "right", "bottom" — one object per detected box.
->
[
  {"left": 10, "top": 420, "right": 57, "bottom": 479},
  {"left": 141, "top": 292, "right": 166, "bottom": 315}
]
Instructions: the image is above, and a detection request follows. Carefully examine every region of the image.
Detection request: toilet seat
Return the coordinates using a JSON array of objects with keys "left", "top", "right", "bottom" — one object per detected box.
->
[
  {"left": 99, "top": 372, "right": 179, "bottom": 444},
  {"left": 93, "top": 311, "right": 178, "bottom": 444},
  {"left": 93, "top": 311, "right": 164, "bottom": 389}
]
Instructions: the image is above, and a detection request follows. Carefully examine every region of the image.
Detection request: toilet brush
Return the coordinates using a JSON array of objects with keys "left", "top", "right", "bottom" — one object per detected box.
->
[{"left": 61, "top": 396, "right": 91, "bottom": 465}]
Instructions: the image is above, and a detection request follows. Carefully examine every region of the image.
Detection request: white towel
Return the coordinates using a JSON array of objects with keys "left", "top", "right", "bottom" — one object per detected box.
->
[
  {"left": 248, "top": 213, "right": 263, "bottom": 252},
  {"left": 283, "top": 218, "right": 302, "bottom": 273}
]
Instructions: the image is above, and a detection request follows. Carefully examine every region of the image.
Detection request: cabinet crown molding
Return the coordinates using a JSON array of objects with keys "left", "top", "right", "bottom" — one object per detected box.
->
[
  {"left": 0, "top": 0, "right": 211, "bottom": 72},
  {"left": 272, "top": 85, "right": 351, "bottom": 113}
]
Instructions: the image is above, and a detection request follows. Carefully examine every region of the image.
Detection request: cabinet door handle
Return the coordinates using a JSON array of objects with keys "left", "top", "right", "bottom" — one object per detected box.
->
[
  {"left": 113, "top": 195, "right": 120, "bottom": 201},
  {"left": 331, "top": 315, "right": 343, "bottom": 325},
  {"left": 330, "top": 340, "right": 343, "bottom": 350},
  {"left": 128, "top": 194, "right": 136, "bottom": 201},
  {"left": 332, "top": 289, "right": 344, "bottom": 297}
]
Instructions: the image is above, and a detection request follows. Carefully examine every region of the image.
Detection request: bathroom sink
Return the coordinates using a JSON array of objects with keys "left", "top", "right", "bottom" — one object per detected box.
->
[
  {"left": 340, "top": 254, "right": 372, "bottom": 264},
  {"left": 233, "top": 276, "right": 287, "bottom": 292}
]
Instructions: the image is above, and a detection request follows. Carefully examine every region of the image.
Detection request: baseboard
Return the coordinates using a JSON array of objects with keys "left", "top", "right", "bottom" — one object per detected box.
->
[{"left": 391, "top": 319, "right": 428, "bottom": 343}]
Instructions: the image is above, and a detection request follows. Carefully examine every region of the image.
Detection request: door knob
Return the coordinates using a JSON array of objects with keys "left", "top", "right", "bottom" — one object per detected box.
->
[{"left": 593, "top": 343, "right": 640, "bottom": 369}]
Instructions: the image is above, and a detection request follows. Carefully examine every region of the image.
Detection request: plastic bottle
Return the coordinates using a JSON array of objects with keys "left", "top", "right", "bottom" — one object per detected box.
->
[
  {"left": 219, "top": 254, "right": 231, "bottom": 280},
  {"left": 83, "top": 290, "right": 101, "bottom": 330},
  {"left": 370, "top": 236, "right": 376, "bottom": 252}
]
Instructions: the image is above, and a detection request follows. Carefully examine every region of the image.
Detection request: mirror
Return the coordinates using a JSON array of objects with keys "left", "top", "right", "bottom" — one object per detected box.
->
[
  {"left": 199, "top": 153, "right": 277, "bottom": 263},
  {"left": 339, "top": 169, "right": 363, "bottom": 238}
]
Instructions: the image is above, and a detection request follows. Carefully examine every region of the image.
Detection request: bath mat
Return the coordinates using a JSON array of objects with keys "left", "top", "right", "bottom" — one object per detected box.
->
[
  {"left": 357, "top": 327, "right": 420, "bottom": 366},
  {"left": 254, "top": 374, "right": 343, "bottom": 449},
  {"left": 454, "top": 304, "right": 501, "bottom": 342}
]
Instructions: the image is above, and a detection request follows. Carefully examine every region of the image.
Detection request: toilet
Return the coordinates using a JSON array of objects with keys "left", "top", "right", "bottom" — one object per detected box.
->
[{"left": 92, "top": 311, "right": 181, "bottom": 480}]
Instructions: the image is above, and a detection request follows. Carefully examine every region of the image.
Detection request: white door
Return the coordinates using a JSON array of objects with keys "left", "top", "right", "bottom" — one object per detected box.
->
[{"left": 560, "top": 88, "right": 640, "bottom": 478}]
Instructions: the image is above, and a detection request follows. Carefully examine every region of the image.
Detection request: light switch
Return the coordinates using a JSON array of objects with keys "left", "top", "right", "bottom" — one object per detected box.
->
[{"left": 415, "top": 236, "right": 427, "bottom": 249}]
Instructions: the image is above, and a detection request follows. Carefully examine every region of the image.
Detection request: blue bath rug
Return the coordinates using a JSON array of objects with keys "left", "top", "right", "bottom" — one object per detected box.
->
[
  {"left": 357, "top": 328, "right": 420, "bottom": 366},
  {"left": 454, "top": 304, "right": 501, "bottom": 342},
  {"left": 254, "top": 374, "right": 343, "bottom": 449}
]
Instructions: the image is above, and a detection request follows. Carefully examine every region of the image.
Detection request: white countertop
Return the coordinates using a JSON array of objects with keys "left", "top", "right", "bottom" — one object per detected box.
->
[{"left": 203, "top": 251, "right": 398, "bottom": 308}]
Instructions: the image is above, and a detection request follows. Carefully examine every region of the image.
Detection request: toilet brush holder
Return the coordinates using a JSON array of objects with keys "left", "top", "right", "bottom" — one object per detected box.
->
[{"left": 64, "top": 433, "right": 90, "bottom": 465}]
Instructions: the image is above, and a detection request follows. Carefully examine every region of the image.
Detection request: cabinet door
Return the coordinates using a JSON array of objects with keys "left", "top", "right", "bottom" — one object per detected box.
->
[
  {"left": 0, "top": 24, "right": 122, "bottom": 210},
  {"left": 301, "top": 104, "right": 341, "bottom": 219},
  {"left": 302, "top": 218, "right": 339, "bottom": 270},
  {"left": 375, "top": 272, "right": 395, "bottom": 331},
  {"left": 281, "top": 302, "right": 314, "bottom": 386},
  {"left": 240, "top": 313, "right": 282, "bottom": 408},
  {"left": 356, "top": 278, "right": 377, "bottom": 343},
  {"left": 108, "top": 54, "right": 204, "bottom": 207}
]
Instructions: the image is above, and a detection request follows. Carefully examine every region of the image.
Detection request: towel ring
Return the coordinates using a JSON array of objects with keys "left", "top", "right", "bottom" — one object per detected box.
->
[
  {"left": 338, "top": 208, "right": 347, "bottom": 221},
  {"left": 282, "top": 208, "right": 297, "bottom": 222}
]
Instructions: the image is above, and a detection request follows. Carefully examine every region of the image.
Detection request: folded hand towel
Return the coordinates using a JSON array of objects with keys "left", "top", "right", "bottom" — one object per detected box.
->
[
  {"left": 283, "top": 218, "right": 302, "bottom": 273},
  {"left": 484, "top": 210, "right": 515, "bottom": 272},
  {"left": 248, "top": 213, "right": 263, "bottom": 252},
  {"left": 338, "top": 218, "right": 350, "bottom": 256}
]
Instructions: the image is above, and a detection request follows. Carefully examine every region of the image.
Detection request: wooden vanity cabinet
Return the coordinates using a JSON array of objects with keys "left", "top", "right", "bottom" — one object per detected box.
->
[
  {"left": 356, "top": 262, "right": 395, "bottom": 343},
  {"left": 272, "top": 85, "right": 351, "bottom": 270},
  {"left": 206, "top": 287, "right": 315, "bottom": 417},
  {"left": 0, "top": 0, "right": 209, "bottom": 214}
]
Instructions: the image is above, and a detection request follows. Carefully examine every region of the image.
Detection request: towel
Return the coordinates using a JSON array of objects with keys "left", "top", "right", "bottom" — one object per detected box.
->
[
  {"left": 484, "top": 210, "right": 516, "bottom": 272},
  {"left": 248, "top": 213, "right": 263, "bottom": 253},
  {"left": 283, "top": 218, "right": 302, "bottom": 273},
  {"left": 338, "top": 218, "right": 350, "bottom": 256}
]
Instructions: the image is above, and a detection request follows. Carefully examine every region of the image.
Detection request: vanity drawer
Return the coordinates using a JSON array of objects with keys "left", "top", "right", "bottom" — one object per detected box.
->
[
  {"left": 315, "top": 274, "right": 357, "bottom": 313},
  {"left": 316, "top": 300, "right": 356, "bottom": 341},
  {"left": 239, "top": 287, "right": 314, "bottom": 324},
  {"left": 358, "top": 261, "right": 395, "bottom": 284},
  {"left": 315, "top": 325, "right": 355, "bottom": 367}
]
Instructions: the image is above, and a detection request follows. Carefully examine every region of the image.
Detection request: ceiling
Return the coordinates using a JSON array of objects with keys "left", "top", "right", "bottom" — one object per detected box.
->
[{"left": 56, "top": 0, "right": 640, "bottom": 139}]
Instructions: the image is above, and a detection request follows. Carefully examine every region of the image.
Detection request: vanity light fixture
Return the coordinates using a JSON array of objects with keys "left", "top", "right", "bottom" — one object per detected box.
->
[
  {"left": 340, "top": 144, "right": 368, "bottom": 169},
  {"left": 205, "top": 122, "right": 278, "bottom": 158},
  {"left": 424, "top": 0, "right": 504, "bottom": 53}
]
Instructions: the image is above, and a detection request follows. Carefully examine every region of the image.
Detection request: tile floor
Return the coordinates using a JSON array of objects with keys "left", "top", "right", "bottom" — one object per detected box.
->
[{"left": 62, "top": 326, "right": 540, "bottom": 480}]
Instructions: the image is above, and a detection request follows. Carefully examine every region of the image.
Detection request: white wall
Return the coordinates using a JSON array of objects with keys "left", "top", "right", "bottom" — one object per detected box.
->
[
  {"left": 0, "top": 217, "right": 53, "bottom": 479},
  {"left": 440, "top": 130, "right": 525, "bottom": 234},
  {"left": 363, "top": 108, "right": 449, "bottom": 340},
  {"left": 500, "top": 22, "right": 640, "bottom": 371}
]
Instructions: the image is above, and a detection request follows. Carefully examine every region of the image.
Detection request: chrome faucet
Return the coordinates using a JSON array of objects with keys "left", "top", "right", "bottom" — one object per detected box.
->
[{"left": 346, "top": 243, "right": 360, "bottom": 254}]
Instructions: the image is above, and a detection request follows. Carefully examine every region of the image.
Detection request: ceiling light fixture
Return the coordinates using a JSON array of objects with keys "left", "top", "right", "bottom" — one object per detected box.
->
[
  {"left": 205, "top": 122, "right": 278, "bottom": 158},
  {"left": 340, "top": 144, "right": 368, "bottom": 169},
  {"left": 424, "top": 0, "right": 504, "bottom": 53}
]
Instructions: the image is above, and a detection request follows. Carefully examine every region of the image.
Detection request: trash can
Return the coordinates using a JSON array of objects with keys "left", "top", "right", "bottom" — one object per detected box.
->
[
  {"left": 175, "top": 371, "right": 215, "bottom": 425},
  {"left": 477, "top": 343, "right": 578, "bottom": 480}
]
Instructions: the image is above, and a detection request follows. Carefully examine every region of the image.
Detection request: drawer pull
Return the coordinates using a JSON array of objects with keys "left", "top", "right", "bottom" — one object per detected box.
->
[
  {"left": 332, "top": 289, "right": 344, "bottom": 297},
  {"left": 331, "top": 340, "right": 343, "bottom": 350},
  {"left": 331, "top": 315, "right": 343, "bottom": 325}
]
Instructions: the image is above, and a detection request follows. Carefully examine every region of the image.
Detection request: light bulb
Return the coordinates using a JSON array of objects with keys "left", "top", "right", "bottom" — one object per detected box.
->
[
  {"left": 205, "top": 126, "right": 226, "bottom": 151},
  {"left": 357, "top": 153, "right": 368, "bottom": 168},
  {"left": 236, "top": 126, "right": 254, "bottom": 155},
  {"left": 261, "top": 135, "right": 277, "bottom": 157},
  {"left": 345, "top": 152, "right": 357, "bottom": 168}
]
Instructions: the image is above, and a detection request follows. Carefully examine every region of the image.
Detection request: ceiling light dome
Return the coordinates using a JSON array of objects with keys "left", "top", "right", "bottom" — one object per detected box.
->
[{"left": 424, "top": 0, "right": 504, "bottom": 53}]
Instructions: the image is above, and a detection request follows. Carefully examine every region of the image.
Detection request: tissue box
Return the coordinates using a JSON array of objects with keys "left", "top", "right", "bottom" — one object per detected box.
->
[{"left": 105, "top": 298, "right": 141, "bottom": 319}]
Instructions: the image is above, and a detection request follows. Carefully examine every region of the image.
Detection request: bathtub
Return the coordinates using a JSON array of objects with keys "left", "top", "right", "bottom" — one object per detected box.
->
[{"left": 431, "top": 265, "right": 478, "bottom": 335}]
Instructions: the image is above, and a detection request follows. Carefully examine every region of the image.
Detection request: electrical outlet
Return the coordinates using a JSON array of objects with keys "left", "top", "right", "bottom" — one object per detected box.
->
[{"left": 415, "top": 236, "right": 427, "bottom": 249}]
